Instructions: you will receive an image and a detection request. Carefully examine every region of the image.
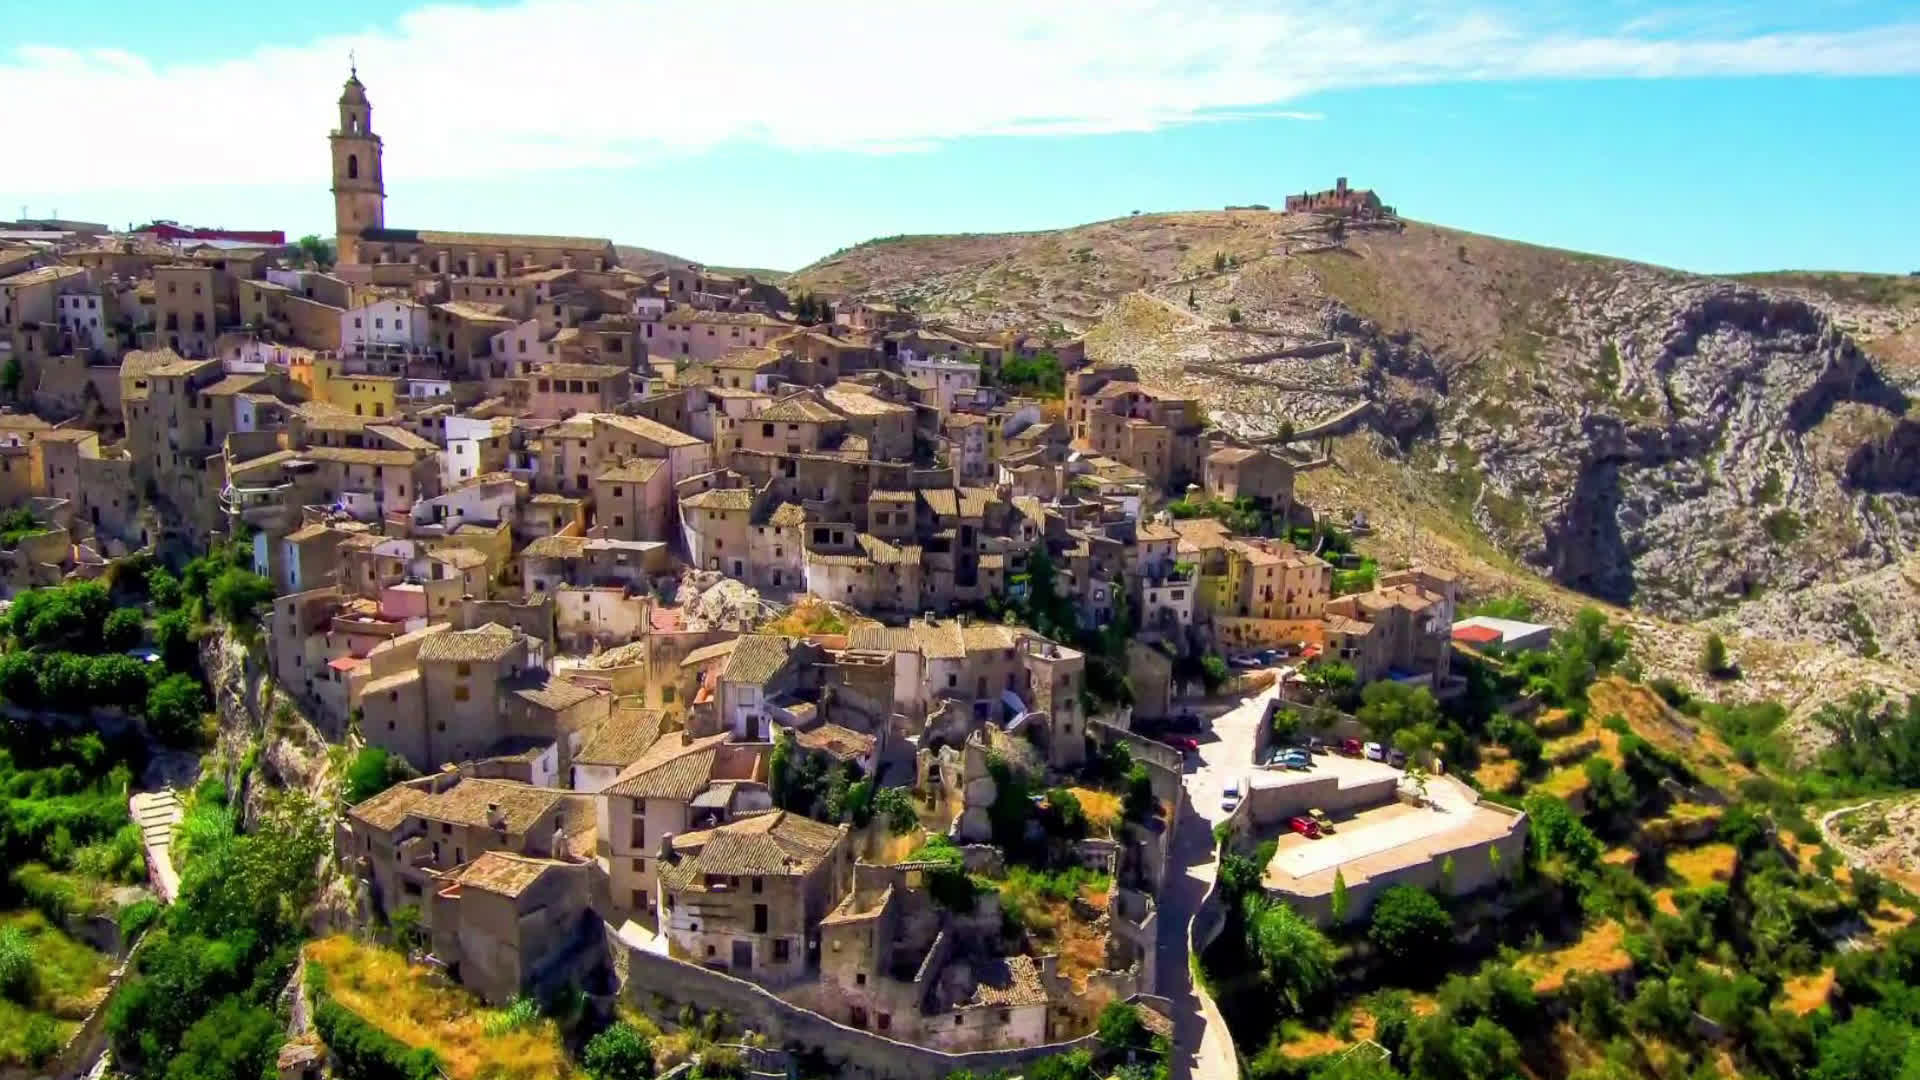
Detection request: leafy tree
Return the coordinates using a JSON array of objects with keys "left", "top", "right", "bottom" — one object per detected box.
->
[
  {"left": 1523, "top": 792, "right": 1602, "bottom": 867},
  {"left": 583, "top": 1021, "right": 655, "bottom": 1080},
  {"left": 1303, "top": 661, "right": 1357, "bottom": 700},
  {"left": 1247, "top": 899, "right": 1335, "bottom": 1014},
  {"left": 104, "top": 606, "right": 146, "bottom": 651},
  {"left": 1122, "top": 762, "right": 1156, "bottom": 822},
  {"left": 1043, "top": 787, "right": 1087, "bottom": 838},
  {"left": 874, "top": 786, "right": 918, "bottom": 833},
  {"left": 0, "top": 354, "right": 22, "bottom": 397},
  {"left": 89, "top": 653, "right": 154, "bottom": 709},
  {"left": 207, "top": 568, "right": 273, "bottom": 626},
  {"left": 0, "top": 925, "right": 34, "bottom": 1002},
  {"left": 154, "top": 609, "right": 197, "bottom": 673},
  {"left": 1702, "top": 632, "right": 1731, "bottom": 679},
  {"left": 146, "top": 673, "right": 209, "bottom": 746},
  {"left": 1810, "top": 1008, "right": 1915, "bottom": 1080},
  {"left": 147, "top": 568, "right": 183, "bottom": 611},
  {"left": 1331, "top": 869, "right": 1350, "bottom": 922},
  {"left": 1357, "top": 681, "right": 1441, "bottom": 741},
  {"left": 1096, "top": 1000, "right": 1149, "bottom": 1053},
  {"left": 295, "top": 234, "right": 336, "bottom": 270},
  {"left": 1200, "top": 654, "right": 1230, "bottom": 692},
  {"left": 163, "top": 997, "right": 282, "bottom": 1080},
  {"left": 344, "top": 746, "right": 414, "bottom": 805},
  {"left": 1368, "top": 884, "right": 1450, "bottom": 965}
]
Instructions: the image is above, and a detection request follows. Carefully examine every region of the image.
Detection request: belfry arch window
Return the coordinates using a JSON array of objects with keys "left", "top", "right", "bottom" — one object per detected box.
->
[{"left": 348, "top": 154, "right": 359, "bottom": 179}]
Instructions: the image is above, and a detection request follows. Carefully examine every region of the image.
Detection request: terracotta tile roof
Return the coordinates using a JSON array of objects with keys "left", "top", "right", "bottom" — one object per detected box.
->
[
  {"left": 846, "top": 622, "right": 917, "bottom": 652},
  {"left": 367, "top": 424, "right": 438, "bottom": 451},
  {"left": 665, "top": 310, "right": 787, "bottom": 329},
  {"left": 856, "top": 533, "right": 920, "bottom": 565},
  {"left": 595, "top": 412, "right": 702, "bottom": 447},
  {"left": 603, "top": 731, "right": 730, "bottom": 800},
  {"left": 868, "top": 490, "right": 916, "bottom": 503},
  {"left": 428, "top": 546, "right": 489, "bottom": 570},
  {"left": 598, "top": 458, "right": 664, "bottom": 484},
  {"left": 574, "top": 704, "right": 666, "bottom": 767},
  {"left": 412, "top": 777, "right": 562, "bottom": 832},
  {"left": 201, "top": 373, "right": 266, "bottom": 397},
  {"left": 451, "top": 851, "right": 559, "bottom": 898},
  {"left": 436, "top": 301, "right": 518, "bottom": 323},
  {"left": 294, "top": 403, "right": 373, "bottom": 431},
  {"left": 721, "top": 634, "right": 792, "bottom": 685},
  {"left": 679, "top": 639, "right": 740, "bottom": 669},
  {"left": 756, "top": 395, "right": 845, "bottom": 424},
  {"left": 961, "top": 955, "right": 1049, "bottom": 1007},
  {"left": 768, "top": 502, "right": 806, "bottom": 527},
  {"left": 416, "top": 622, "right": 520, "bottom": 663},
  {"left": 823, "top": 386, "right": 910, "bottom": 417},
  {"left": 682, "top": 487, "right": 753, "bottom": 511},
  {"left": 911, "top": 619, "right": 966, "bottom": 660},
  {"left": 0, "top": 413, "right": 52, "bottom": 431},
  {"left": 793, "top": 723, "right": 875, "bottom": 761},
  {"left": 1452, "top": 624, "right": 1502, "bottom": 645},
  {"left": 662, "top": 810, "right": 843, "bottom": 886},
  {"left": 361, "top": 668, "right": 421, "bottom": 698},
  {"left": 1207, "top": 446, "right": 1261, "bottom": 464},
  {"left": 301, "top": 446, "right": 419, "bottom": 468},
  {"left": 540, "top": 362, "right": 629, "bottom": 380},
  {"left": 284, "top": 522, "right": 346, "bottom": 544},
  {"left": 348, "top": 781, "right": 429, "bottom": 831},
  {"left": 522, "top": 534, "right": 588, "bottom": 559},
  {"left": 710, "top": 346, "right": 785, "bottom": 370},
  {"left": 508, "top": 674, "right": 601, "bottom": 712}
]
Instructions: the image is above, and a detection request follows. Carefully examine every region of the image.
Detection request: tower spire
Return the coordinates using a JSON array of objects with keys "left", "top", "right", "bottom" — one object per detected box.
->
[{"left": 349, "top": 49, "right": 357, "bottom": 79}]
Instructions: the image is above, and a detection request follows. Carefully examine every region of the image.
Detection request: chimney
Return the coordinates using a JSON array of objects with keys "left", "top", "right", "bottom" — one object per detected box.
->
[
  {"left": 657, "top": 831, "right": 676, "bottom": 861},
  {"left": 486, "top": 802, "right": 506, "bottom": 830}
]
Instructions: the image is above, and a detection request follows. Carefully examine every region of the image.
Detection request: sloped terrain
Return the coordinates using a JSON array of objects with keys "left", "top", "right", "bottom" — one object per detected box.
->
[{"left": 791, "top": 213, "right": 1920, "bottom": 690}]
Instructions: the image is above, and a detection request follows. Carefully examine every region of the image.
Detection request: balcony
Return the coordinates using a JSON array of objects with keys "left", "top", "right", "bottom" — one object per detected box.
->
[{"left": 219, "top": 482, "right": 295, "bottom": 529}]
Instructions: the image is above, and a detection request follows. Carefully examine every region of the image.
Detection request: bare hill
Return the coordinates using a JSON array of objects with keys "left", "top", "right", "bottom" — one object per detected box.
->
[{"left": 792, "top": 211, "right": 1920, "bottom": 701}]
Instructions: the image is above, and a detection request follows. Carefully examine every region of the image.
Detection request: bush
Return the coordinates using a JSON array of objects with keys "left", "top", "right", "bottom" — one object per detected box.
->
[
  {"left": 1368, "top": 885, "right": 1451, "bottom": 967},
  {"left": 584, "top": 1021, "right": 655, "bottom": 1080},
  {"left": 873, "top": 786, "right": 918, "bottom": 833},
  {"left": 146, "top": 673, "right": 209, "bottom": 747},
  {"left": 314, "top": 996, "right": 442, "bottom": 1080},
  {"left": 1702, "top": 633, "right": 1731, "bottom": 679},
  {"left": 0, "top": 925, "right": 36, "bottom": 1003},
  {"left": 343, "top": 747, "right": 413, "bottom": 805},
  {"left": 119, "top": 898, "right": 164, "bottom": 941},
  {"left": 1122, "top": 763, "right": 1156, "bottom": 822},
  {"left": 103, "top": 607, "right": 146, "bottom": 651},
  {"left": 146, "top": 569, "right": 182, "bottom": 611},
  {"left": 207, "top": 568, "right": 274, "bottom": 627}
]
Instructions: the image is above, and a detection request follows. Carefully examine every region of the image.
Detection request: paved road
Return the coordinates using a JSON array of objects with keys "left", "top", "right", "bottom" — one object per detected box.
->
[
  {"left": 1157, "top": 680, "right": 1280, "bottom": 1080},
  {"left": 1818, "top": 800, "right": 1881, "bottom": 872}
]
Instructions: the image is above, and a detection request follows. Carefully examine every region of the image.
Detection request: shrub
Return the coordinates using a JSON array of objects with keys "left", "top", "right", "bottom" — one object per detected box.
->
[
  {"left": 1701, "top": 632, "right": 1731, "bottom": 679},
  {"left": 146, "top": 673, "right": 209, "bottom": 747},
  {"left": 1122, "top": 763, "right": 1156, "bottom": 821},
  {"left": 584, "top": 1021, "right": 656, "bottom": 1080},
  {"left": 103, "top": 607, "right": 146, "bottom": 651},
  {"left": 208, "top": 568, "right": 274, "bottom": 627},
  {"left": 118, "top": 898, "right": 164, "bottom": 941},
  {"left": 1368, "top": 885, "right": 1451, "bottom": 966},
  {"left": 343, "top": 747, "right": 413, "bottom": 805},
  {"left": 314, "top": 996, "right": 442, "bottom": 1080},
  {"left": 484, "top": 994, "right": 541, "bottom": 1036},
  {"left": 0, "top": 925, "right": 36, "bottom": 1003}
]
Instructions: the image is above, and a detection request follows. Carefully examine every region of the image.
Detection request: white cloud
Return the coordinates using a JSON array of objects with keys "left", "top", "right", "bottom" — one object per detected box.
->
[{"left": 4, "top": 0, "right": 1918, "bottom": 191}]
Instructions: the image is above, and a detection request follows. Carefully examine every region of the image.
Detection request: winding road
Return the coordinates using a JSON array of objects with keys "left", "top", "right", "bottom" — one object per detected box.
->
[{"left": 1156, "top": 680, "right": 1281, "bottom": 1080}]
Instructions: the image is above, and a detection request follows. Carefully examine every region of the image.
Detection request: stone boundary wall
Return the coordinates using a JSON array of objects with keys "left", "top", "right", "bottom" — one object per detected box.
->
[{"left": 612, "top": 928, "right": 1100, "bottom": 1080}]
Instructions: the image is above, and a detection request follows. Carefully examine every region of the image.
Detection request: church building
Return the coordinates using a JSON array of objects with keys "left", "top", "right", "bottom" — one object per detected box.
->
[{"left": 329, "top": 70, "right": 618, "bottom": 276}]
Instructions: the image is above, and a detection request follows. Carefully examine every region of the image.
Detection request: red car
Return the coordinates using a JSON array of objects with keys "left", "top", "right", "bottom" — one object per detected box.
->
[
  {"left": 1161, "top": 734, "right": 1199, "bottom": 754},
  {"left": 1287, "top": 815, "right": 1322, "bottom": 839},
  {"left": 1340, "top": 737, "right": 1364, "bottom": 757}
]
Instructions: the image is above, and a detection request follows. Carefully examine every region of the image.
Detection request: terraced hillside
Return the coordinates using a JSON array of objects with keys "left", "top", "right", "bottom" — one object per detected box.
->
[{"left": 791, "top": 212, "right": 1920, "bottom": 706}]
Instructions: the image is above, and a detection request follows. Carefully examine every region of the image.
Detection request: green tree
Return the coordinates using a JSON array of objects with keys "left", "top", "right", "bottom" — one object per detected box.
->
[
  {"left": 1368, "top": 884, "right": 1450, "bottom": 965},
  {"left": 89, "top": 653, "right": 153, "bottom": 709},
  {"left": 874, "top": 786, "right": 918, "bottom": 833},
  {"left": 344, "top": 746, "right": 414, "bottom": 805},
  {"left": 1200, "top": 654, "right": 1230, "bottom": 692},
  {"left": 207, "top": 568, "right": 273, "bottom": 626},
  {"left": 295, "top": 234, "right": 336, "bottom": 270},
  {"left": 163, "top": 998, "right": 281, "bottom": 1080},
  {"left": 1303, "top": 661, "right": 1357, "bottom": 700},
  {"left": 583, "top": 1021, "right": 655, "bottom": 1080},
  {"left": 0, "top": 925, "right": 35, "bottom": 1003},
  {"left": 1810, "top": 1008, "right": 1915, "bottom": 1080},
  {"left": 1, "top": 354, "right": 23, "bottom": 397},
  {"left": 146, "top": 673, "right": 209, "bottom": 747},
  {"left": 1248, "top": 899, "right": 1335, "bottom": 1014},
  {"left": 1330, "top": 869, "right": 1350, "bottom": 922},
  {"left": 147, "top": 568, "right": 183, "bottom": 611},
  {"left": 1702, "top": 632, "right": 1731, "bottom": 678},
  {"left": 1122, "top": 763, "right": 1156, "bottom": 822},
  {"left": 104, "top": 606, "right": 146, "bottom": 651},
  {"left": 1523, "top": 792, "right": 1602, "bottom": 867}
]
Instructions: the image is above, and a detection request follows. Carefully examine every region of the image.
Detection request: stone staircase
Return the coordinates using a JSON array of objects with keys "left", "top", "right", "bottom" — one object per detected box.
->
[{"left": 128, "top": 788, "right": 183, "bottom": 902}]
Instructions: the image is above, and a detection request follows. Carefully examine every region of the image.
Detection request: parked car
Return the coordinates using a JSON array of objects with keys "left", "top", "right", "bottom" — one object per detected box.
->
[
  {"left": 1307, "top": 808, "right": 1334, "bottom": 833},
  {"left": 1287, "top": 815, "right": 1322, "bottom": 839},
  {"left": 1277, "top": 749, "right": 1312, "bottom": 770},
  {"left": 1387, "top": 748, "right": 1408, "bottom": 768},
  {"left": 1161, "top": 734, "right": 1199, "bottom": 754},
  {"left": 1230, "top": 655, "right": 1262, "bottom": 670},
  {"left": 1340, "top": 737, "right": 1364, "bottom": 757},
  {"left": 1364, "top": 741, "right": 1386, "bottom": 762},
  {"left": 1255, "top": 649, "right": 1279, "bottom": 665},
  {"left": 1222, "top": 778, "right": 1242, "bottom": 812}
]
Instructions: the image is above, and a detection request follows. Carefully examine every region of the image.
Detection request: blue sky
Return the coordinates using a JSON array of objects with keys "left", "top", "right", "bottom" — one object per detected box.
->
[{"left": 4, "top": 0, "right": 1917, "bottom": 274}]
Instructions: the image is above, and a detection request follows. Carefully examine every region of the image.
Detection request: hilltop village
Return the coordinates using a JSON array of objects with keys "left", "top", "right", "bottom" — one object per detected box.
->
[{"left": 0, "top": 73, "right": 1695, "bottom": 1080}]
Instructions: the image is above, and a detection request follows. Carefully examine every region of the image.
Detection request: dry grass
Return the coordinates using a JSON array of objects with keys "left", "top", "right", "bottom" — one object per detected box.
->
[
  {"left": 1781, "top": 968, "right": 1836, "bottom": 1016},
  {"left": 1601, "top": 847, "right": 1639, "bottom": 868},
  {"left": 1522, "top": 921, "right": 1631, "bottom": 993},
  {"left": 306, "top": 935, "right": 580, "bottom": 1080},
  {"left": 1652, "top": 889, "right": 1681, "bottom": 917},
  {"left": 1067, "top": 787, "right": 1124, "bottom": 834},
  {"left": 1278, "top": 1028, "right": 1348, "bottom": 1059},
  {"left": 1472, "top": 755, "right": 1522, "bottom": 794},
  {"left": 758, "top": 595, "right": 849, "bottom": 637},
  {"left": 1666, "top": 844, "right": 1740, "bottom": 889}
]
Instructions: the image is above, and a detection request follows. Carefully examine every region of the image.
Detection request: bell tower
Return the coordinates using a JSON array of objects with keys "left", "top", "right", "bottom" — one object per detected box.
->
[{"left": 329, "top": 63, "right": 385, "bottom": 266}]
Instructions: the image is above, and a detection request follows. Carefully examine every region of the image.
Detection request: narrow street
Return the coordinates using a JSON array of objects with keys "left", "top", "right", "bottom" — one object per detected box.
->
[{"left": 1157, "top": 680, "right": 1280, "bottom": 1080}]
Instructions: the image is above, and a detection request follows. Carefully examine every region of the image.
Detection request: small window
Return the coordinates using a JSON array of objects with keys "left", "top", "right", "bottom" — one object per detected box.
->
[{"left": 454, "top": 685, "right": 470, "bottom": 702}]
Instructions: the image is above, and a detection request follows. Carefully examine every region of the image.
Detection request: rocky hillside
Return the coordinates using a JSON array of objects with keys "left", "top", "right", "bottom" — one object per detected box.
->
[{"left": 791, "top": 212, "right": 1920, "bottom": 687}]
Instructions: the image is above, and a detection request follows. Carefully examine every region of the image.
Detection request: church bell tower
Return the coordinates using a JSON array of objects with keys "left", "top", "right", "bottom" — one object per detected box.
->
[{"left": 329, "top": 64, "right": 385, "bottom": 266}]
